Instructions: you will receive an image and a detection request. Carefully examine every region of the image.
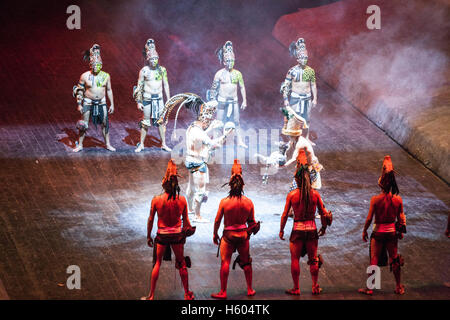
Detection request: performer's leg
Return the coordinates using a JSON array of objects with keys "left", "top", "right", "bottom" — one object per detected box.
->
[
  {"left": 136, "top": 104, "right": 150, "bottom": 152},
  {"left": 216, "top": 106, "right": 225, "bottom": 125},
  {"left": 102, "top": 105, "right": 115, "bottom": 151},
  {"left": 172, "top": 243, "right": 194, "bottom": 300},
  {"left": 386, "top": 239, "right": 404, "bottom": 294},
  {"left": 359, "top": 237, "right": 381, "bottom": 295},
  {"left": 193, "top": 171, "right": 207, "bottom": 221},
  {"left": 144, "top": 243, "right": 165, "bottom": 300},
  {"left": 74, "top": 110, "right": 90, "bottom": 152},
  {"left": 211, "top": 240, "right": 233, "bottom": 299},
  {"left": 186, "top": 172, "right": 195, "bottom": 214},
  {"left": 306, "top": 238, "right": 321, "bottom": 294},
  {"left": 158, "top": 124, "right": 171, "bottom": 152},
  {"left": 234, "top": 103, "right": 247, "bottom": 148},
  {"left": 286, "top": 240, "right": 303, "bottom": 295},
  {"left": 236, "top": 239, "right": 255, "bottom": 296}
]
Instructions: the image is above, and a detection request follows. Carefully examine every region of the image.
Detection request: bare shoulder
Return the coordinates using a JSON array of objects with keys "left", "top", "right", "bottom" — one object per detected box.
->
[
  {"left": 80, "top": 71, "right": 90, "bottom": 80},
  {"left": 392, "top": 194, "right": 403, "bottom": 203}
]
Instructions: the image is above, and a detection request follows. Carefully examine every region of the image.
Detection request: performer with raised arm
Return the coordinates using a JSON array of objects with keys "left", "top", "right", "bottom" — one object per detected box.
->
[
  {"left": 133, "top": 39, "right": 171, "bottom": 152},
  {"left": 208, "top": 41, "right": 248, "bottom": 148},
  {"left": 161, "top": 93, "right": 234, "bottom": 222},
  {"left": 280, "top": 38, "right": 317, "bottom": 150},
  {"left": 72, "top": 44, "right": 116, "bottom": 152},
  {"left": 359, "top": 155, "right": 406, "bottom": 295},
  {"left": 212, "top": 160, "right": 259, "bottom": 299},
  {"left": 279, "top": 149, "right": 332, "bottom": 295},
  {"left": 144, "top": 159, "right": 196, "bottom": 300}
]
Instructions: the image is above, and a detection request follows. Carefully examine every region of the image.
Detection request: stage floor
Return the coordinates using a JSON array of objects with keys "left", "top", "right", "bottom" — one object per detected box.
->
[{"left": 0, "top": 77, "right": 449, "bottom": 300}]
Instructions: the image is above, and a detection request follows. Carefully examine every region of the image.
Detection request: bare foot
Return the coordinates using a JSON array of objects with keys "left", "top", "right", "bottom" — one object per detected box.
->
[
  {"left": 140, "top": 295, "right": 153, "bottom": 300},
  {"left": 73, "top": 145, "right": 83, "bottom": 152},
  {"left": 135, "top": 143, "right": 144, "bottom": 153},
  {"left": 312, "top": 284, "right": 322, "bottom": 295},
  {"left": 161, "top": 144, "right": 172, "bottom": 152},
  {"left": 358, "top": 288, "right": 373, "bottom": 295},
  {"left": 285, "top": 288, "right": 300, "bottom": 295},
  {"left": 106, "top": 144, "right": 116, "bottom": 152},
  {"left": 211, "top": 291, "right": 227, "bottom": 299},
  {"left": 247, "top": 289, "right": 256, "bottom": 297},
  {"left": 395, "top": 284, "right": 405, "bottom": 295},
  {"left": 184, "top": 291, "right": 195, "bottom": 300}
]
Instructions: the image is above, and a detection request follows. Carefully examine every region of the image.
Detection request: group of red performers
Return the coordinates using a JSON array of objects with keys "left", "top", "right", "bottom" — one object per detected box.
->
[{"left": 143, "top": 152, "right": 407, "bottom": 300}]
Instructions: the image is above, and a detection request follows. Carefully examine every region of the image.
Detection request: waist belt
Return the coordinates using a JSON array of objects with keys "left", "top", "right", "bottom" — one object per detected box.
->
[
  {"left": 218, "top": 96, "right": 238, "bottom": 118},
  {"left": 224, "top": 224, "right": 247, "bottom": 231}
]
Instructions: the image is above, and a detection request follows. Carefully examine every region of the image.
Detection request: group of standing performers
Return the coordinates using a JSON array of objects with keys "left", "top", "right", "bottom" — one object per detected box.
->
[{"left": 72, "top": 38, "right": 407, "bottom": 300}]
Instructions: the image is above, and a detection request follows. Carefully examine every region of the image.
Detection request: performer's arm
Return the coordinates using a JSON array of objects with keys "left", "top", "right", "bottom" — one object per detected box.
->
[
  {"left": 76, "top": 74, "right": 86, "bottom": 113},
  {"left": 283, "top": 143, "right": 300, "bottom": 167},
  {"left": 311, "top": 71, "right": 317, "bottom": 106},
  {"left": 208, "top": 72, "right": 220, "bottom": 101},
  {"left": 362, "top": 197, "right": 375, "bottom": 242},
  {"left": 147, "top": 197, "right": 157, "bottom": 247},
  {"left": 181, "top": 197, "right": 192, "bottom": 229},
  {"left": 281, "top": 71, "right": 293, "bottom": 107},
  {"left": 213, "top": 200, "right": 225, "bottom": 244},
  {"left": 316, "top": 192, "right": 328, "bottom": 236},
  {"left": 162, "top": 67, "right": 170, "bottom": 101},
  {"left": 238, "top": 71, "right": 247, "bottom": 110},
  {"left": 106, "top": 75, "right": 114, "bottom": 114},
  {"left": 136, "top": 70, "right": 145, "bottom": 111},
  {"left": 246, "top": 201, "right": 256, "bottom": 227},
  {"left": 279, "top": 193, "right": 292, "bottom": 240}
]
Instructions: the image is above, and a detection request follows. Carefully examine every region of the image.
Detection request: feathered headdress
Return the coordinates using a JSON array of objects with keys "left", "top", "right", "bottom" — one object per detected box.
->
[
  {"left": 162, "top": 159, "right": 178, "bottom": 184},
  {"left": 295, "top": 149, "right": 309, "bottom": 178},
  {"left": 289, "top": 38, "right": 307, "bottom": 59},
  {"left": 215, "top": 40, "right": 235, "bottom": 65},
  {"left": 83, "top": 44, "right": 102, "bottom": 68},
  {"left": 378, "top": 155, "right": 399, "bottom": 195},
  {"left": 143, "top": 38, "right": 159, "bottom": 60},
  {"left": 157, "top": 93, "right": 217, "bottom": 139}
]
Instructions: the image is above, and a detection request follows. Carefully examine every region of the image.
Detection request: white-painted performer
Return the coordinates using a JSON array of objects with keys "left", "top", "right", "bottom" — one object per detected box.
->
[
  {"left": 280, "top": 38, "right": 317, "bottom": 151},
  {"left": 161, "top": 93, "right": 234, "bottom": 223},
  {"left": 133, "top": 39, "right": 171, "bottom": 152},
  {"left": 72, "top": 44, "right": 116, "bottom": 152},
  {"left": 208, "top": 41, "right": 248, "bottom": 148},
  {"left": 282, "top": 135, "right": 323, "bottom": 190}
]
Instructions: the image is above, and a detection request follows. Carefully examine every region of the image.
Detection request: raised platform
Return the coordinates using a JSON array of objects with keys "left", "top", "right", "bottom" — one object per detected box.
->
[{"left": 273, "top": 0, "right": 450, "bottom": 183}]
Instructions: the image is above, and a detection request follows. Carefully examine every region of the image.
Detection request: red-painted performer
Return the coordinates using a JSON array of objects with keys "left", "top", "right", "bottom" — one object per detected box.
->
[
  {"left": 359, "top": 155, "right": 406, "bottom": 295},
  {"left": 143, "top": 159, "right": 196, "bottom": 300},
  {"left": 211, "top": 160, "right": 260, "bottom": 299},
  {"left": 279, "top": 149, "right": 332, "bottom": 295}
]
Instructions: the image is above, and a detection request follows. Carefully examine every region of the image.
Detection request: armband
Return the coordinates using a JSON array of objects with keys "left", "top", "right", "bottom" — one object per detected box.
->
[
  {"left": 206, "top": 80, "right": 219, "bottom": 101},
  {"left": 280, "top": 79, "right": 292, "bottom": 100},
  {"left": 72, "top": 83, "right": 85, "bottom": 104},
  {"left": 133, "top": 81, "right": 145, "bottom": 103}
]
